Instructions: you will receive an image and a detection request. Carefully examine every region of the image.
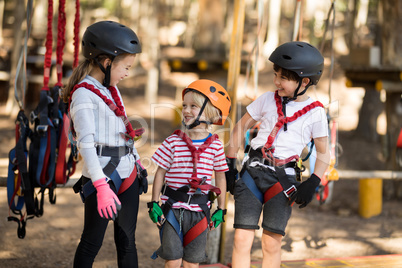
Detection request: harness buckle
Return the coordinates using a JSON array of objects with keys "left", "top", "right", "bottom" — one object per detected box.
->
[
  {"left": 283, "top": 185, "right": 297, "bottom": 198},
  {"left": 96, "top": 144, "right": 103, "bottom": 156},
  {"left": 30, "top": 111, "right": 37, "bottom": 122},
  {"left": 36, "top": 125, "right": 48, "bottom": 135}
]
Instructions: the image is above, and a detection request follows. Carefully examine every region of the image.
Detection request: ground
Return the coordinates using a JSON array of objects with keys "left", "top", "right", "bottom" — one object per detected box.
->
[{"left": 0, "top": 62, "right": 401, "bottom": 268}]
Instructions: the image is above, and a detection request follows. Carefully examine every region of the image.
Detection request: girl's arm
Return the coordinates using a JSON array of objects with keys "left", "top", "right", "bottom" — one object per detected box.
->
[
  {"left": 312, "top": 136, "right": 330, "bottom": 178},
  {"left": 152, "top": 166, "right": 166, "bottom": 202},
  {"left": 214, "top": 171, "right": 226, "bottom": 209},
  {"left": 226, "top": 112, "right": 257, "bottom": 158}
]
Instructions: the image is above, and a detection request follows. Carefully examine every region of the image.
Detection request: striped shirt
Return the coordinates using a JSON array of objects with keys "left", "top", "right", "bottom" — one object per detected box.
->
[{"left": 152, "top": 133, "right": 228, "bottom": 211}]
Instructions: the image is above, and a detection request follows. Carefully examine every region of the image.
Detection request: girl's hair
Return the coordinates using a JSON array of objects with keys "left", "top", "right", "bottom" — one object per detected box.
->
[
  {"left": 273, "top": 63, "right": 300, "bottom": 82},
  {"left": 62, "top": 53, "right": 130, "bottom": 103},
  {"left": 184, "top": 89, "right": 221, "bottom": 124}
]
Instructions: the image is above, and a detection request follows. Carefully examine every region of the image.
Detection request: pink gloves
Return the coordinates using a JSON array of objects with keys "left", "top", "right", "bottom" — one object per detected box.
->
[{"left": 93, "top": 179, "right": 122, "bottom": 220}]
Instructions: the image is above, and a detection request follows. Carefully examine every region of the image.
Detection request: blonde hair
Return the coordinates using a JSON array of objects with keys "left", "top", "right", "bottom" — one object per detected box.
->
[
  {"left": 62, "top": 53, "right": 130, "bottom": 103},
  {"left": 184, "top": 89, "right": 221, "bottom": 124}
]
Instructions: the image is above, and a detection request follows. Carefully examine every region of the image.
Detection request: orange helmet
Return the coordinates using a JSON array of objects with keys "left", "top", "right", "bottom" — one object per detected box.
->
[{"left": 183, "top": 79, "right": 231, "bottom": 125}]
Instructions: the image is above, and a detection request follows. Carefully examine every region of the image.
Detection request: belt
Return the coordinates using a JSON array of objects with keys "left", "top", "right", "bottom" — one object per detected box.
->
[
  {"left": 95, "top": 144, "right": 133, "bottom": 158},
  {"left": 248, "top": 147, "right": 296, "bottom": 169}
]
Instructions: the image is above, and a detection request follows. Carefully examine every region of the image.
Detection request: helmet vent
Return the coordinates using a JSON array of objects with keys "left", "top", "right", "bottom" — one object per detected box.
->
[
  {"left": 90, "top": 42, "right": 96, "bottom": 48},
  {"left": 130, "top": 40, "right": 138, "bottom": 45},
  {"left": 218, "top": 91, "right": 226, "bottom": 96},
  {"left": 209, "top": 86, "right": 216, "bottom": 93},
  {"left": 297, "top": 44, "right": 304, "bottom": 48},
  {"left": 282, "top": 55, "right": 292, "bottom": 60}
]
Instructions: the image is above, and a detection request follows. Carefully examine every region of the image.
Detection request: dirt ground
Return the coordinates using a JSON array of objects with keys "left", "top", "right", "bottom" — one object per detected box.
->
[{"left": 1, "top": 63, "right": 401, "bottom": 268}]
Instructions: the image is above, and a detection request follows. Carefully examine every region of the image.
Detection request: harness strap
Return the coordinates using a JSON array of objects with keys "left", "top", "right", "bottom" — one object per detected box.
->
[
  {"left": 241, "top": 169, "right": 295, "bottom": 204},
  {"left": 69, "top": 82, "right": 143, "bottom": 141},
  {"left": 73, "top": 145, "right": 137, "bottom": 201},
  {"left": 184, "top": 216, "right": 208, "bottom": 247},
  {"left": 173, "top": 130, "right": 221, "bottom": 195},
  {"left": 157, "top": 208, "right": 208, "bottom": 249},
  {"left": 263, "top": 90, "right": 324, "bottom": 154}
]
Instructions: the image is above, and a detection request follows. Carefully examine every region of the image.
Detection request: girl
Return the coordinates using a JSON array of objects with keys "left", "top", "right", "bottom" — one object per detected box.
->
[
  {"left": 149, "top": 79, "right": 231, "bottom": 268},
  {"left": 63, "top": 21, "right": 146, "bottom": 268}
]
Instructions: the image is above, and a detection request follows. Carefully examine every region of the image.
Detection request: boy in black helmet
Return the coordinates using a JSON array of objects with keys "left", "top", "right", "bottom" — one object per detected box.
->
[{"left": 225, "top": 41, "right": 330, "bottom": 268}]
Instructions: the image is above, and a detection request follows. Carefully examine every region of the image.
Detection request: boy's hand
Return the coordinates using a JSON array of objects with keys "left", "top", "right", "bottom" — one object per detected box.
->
[
  {"left": 147, "top": 201, "right": 164, "bottom": 224},
  {"left": 210, "top": 208, "right": 227, "bottom": 229},
  {"left": 225, "top": 157, "right": 238, "bottom": 195},
  {"left": 290, "top": 174, "right": 321, "bottom": 208}
]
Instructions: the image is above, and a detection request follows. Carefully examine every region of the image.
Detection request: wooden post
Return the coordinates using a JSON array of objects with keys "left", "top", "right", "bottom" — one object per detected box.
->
[
  {"left": 359, "top": 178, "right": 383, "bottom": 218},
  {"left": 219, "top": 0, "right": 246, "bottom": 264}
]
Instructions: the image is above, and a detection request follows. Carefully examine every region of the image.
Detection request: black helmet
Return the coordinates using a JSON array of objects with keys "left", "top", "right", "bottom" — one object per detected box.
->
[
  {"left": 269, "top": 41, "right": 323, "bottom": 85},
  {"left": 82, "top": 21, "right": 141, "bottom": 59}
]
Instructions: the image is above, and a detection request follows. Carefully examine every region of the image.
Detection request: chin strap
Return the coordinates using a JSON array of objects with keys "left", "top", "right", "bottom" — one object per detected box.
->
[
  {"left": 281, "top": 79, "right": 313, "bottom": 131},
  {"left": 95, "top": 57, "right": 114, "bottom": 88},
  {"left": 182, "top": 98, "right": 212, "bottom": 129}
]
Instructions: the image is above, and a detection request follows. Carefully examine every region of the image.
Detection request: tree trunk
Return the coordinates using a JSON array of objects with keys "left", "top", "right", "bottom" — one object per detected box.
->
[{"left": 354, "top": 86, "right": 383, "bottom": 142}]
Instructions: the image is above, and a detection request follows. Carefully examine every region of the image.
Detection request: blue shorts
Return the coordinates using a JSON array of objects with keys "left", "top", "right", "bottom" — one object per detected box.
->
[
  {"left": 154, "top": 208, "right": 208, "bottom": 263},
  {"left": 233, "top": 165, "right": 299, "bottom": 236}
]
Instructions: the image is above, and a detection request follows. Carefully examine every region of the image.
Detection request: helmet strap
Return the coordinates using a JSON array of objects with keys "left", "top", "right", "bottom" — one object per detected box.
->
[
  {"left": 182, "top": 98, "right": 211, "bottom": 129},
  {"left": 95, "top": 57, "right": 115, "bottom": 88}
]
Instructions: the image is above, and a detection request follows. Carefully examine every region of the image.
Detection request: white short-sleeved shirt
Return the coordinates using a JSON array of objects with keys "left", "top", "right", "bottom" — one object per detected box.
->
[
  {"left": 70, "top": 75, "right": 137, "bottom": 182},
  {"left": 152, "top": 133, "right": 228, "bottom": 212},
  {"left": 246, "top": 91, "right": 328, "bottom": 172}
]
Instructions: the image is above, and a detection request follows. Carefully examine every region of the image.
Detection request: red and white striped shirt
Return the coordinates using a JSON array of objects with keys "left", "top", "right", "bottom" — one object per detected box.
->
[{"left": 152, "top": 133, "right": 228, "bottom": 211}]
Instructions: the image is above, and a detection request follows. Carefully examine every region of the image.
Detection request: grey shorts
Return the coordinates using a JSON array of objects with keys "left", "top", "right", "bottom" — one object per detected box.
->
[
  {"left": 155, "top": 208, "right": 208, "bottom": 263},
  {"left": 233, "top": 165, "right": 299, "bottom": 236}
]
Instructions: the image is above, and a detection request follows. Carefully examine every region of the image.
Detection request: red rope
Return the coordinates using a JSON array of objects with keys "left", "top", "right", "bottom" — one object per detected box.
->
[
  {"left": 264, "top": 90, "right": 324, "bottom": 152},
  {"left": 56, "top": 0, "right": 66, "bottom": 86},
  {"left": 73, "top": 0, "right": 80, "bottom": 69},
  {"left": 69, "top": 82, "right": 144, "bottom": 140},
  {"left": 42, "top": 0, "right": 53, "bottom": 91}
]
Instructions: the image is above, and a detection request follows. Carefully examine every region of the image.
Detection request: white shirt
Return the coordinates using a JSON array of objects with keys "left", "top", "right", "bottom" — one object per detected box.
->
[
  {"left": 70, "top": 75, "right": 138, "bottom": 182},
  {"left": 246, "top": 91, "right": 328, "bottom": 173}
]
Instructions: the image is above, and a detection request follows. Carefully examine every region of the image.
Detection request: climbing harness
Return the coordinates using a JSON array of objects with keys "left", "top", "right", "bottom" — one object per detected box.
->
[
  {"left": 243, "top": 90, "right": 324, "bottom": 204},
  {"left": 69, "top": 82, "right": 144, "bottom": 201},
  {"left": 152, "top": 130, "right": 222, "bottom": 259},
  {"left": 7, "top": 0, "right": 81, "bottom": 238}
]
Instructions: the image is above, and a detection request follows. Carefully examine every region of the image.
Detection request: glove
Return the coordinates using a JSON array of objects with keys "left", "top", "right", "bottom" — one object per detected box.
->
[
  {"left": 289, "top": 173, "right": 321, "bottom": 208},
  {"left": 211, "top": 208, "right": 227, "bottom": 228},
  {"left": 225, "top": 157, "right": 238, "bottom": 195},
  {"left": 147, "top": 201, "right": 163, "bottom": 223},
  {"left": 93, "top": 179, "right": 122, "bottom": 220},
  {"left": 136, "top": 160, "right": 148, "bottom": 195}
]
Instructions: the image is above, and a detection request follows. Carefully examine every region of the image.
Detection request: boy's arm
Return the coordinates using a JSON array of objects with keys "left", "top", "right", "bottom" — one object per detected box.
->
[
  {"left": 312, "top": 136, "right": 330, "bottom": 178},
  {"left": 152, "top": 166, "right": 167, "bottom": 202},
  {"left": 215, "top": 171, "right": 226, "bottom": 209},
  {"left": 226, "top": 112, "right": 258, "bottom": 158}
]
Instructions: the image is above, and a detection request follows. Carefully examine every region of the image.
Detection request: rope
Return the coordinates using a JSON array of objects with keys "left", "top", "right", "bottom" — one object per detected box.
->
[
  {"left": 73, "top": 0, "right": 80, "bottom": 69},
  {"left": 42, "top": 0, "right": 54, "bottom": 91},
  {"left": 56, "top": 0, "right": 66, "bottom": 86}
]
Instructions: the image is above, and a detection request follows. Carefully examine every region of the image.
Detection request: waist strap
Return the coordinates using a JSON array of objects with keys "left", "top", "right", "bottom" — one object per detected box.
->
[
  {"left": 248, "top": 147, "right": 296, "bottom": 168},
  {"left": 95, "top": 144, "right": 133, "bottom": 158},
  {"left": 162, "top": 185, "right": 209, "bottom": 205}
]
